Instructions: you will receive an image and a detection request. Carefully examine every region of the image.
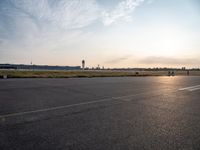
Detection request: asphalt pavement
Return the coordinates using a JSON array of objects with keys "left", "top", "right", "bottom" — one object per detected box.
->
[{"left": 0, "top": 76, "right": 200, "bottom": 150}]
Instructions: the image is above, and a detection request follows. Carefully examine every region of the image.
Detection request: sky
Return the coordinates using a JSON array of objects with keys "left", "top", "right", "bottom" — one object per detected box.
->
[{"left": 0, "top": 0, "right": 200, "bottom": 68}]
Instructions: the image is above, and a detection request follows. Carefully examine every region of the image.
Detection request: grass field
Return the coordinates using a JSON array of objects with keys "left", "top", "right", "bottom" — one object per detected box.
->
[{"left": 0, "top": 70, "right": 200, "bottom": 78}]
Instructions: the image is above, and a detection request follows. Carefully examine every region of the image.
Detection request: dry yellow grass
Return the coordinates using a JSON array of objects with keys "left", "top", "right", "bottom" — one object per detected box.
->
[{"left": 0, "top": 70, "right": 199, "bottom": 78}]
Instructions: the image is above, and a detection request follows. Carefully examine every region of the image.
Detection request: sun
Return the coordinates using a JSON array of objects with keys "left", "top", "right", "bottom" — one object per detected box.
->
[{"left": 154, "top": 25, "right": 185, "bottom": 57}]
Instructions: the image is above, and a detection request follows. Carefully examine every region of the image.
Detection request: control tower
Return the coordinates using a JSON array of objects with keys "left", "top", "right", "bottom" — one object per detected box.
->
[{"left": 82, "top": 60, "right": 85, "bottom": 70}]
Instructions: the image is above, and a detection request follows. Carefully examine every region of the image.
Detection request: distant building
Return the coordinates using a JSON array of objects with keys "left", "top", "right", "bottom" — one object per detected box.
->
[{"left": 0, "top": 64, "right": 81, "bottom": 70}]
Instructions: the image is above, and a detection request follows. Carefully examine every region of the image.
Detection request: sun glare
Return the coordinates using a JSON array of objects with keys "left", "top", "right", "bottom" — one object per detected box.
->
[{"left": 153, "top": 25, "right": 185, "bottom": 57}]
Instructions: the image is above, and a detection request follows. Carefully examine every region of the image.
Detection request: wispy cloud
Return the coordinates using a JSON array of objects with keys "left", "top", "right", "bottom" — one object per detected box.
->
[
  {"left": 0, "top": 0, "right": 146, "bottom": 48},
  {"left": 1, "top": 0, "right": 145, "bottom": 33},
  {"left": 139, "top": 56, "right": 200, "bottom": 66},
  {"left": 147, "top": 0, "right": 155, "bottom": 4},
  {"left": 102, "top": 0, "right": 145, "bottom": 26},
  {"left": 0, "top": 0, "right": 101, "bottom": 51},
  {"left": 9, "top": 0, "right": 99, "bottom": 30},
  {"left": 0, "top": 0, "right": 149, "bottom": 64},
  {"left": 105, "top": 55, "right": 132, "bottom": 64}
]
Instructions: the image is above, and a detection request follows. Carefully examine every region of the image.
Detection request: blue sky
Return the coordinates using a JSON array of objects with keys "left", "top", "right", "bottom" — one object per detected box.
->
[{"left": 0, "top": 0, "right": 200, "bottom": 68}]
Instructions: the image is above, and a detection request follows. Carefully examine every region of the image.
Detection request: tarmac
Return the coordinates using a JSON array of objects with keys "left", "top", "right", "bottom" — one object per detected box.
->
[{"left": 0, "top": 76, "right": 200, "bottom": 150}]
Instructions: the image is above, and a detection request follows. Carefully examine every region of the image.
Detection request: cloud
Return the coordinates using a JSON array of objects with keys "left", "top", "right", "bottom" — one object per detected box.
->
[
  {"left": 0, "top": 0, "right": 147, "bottom": 47},
  {"left": 1, "top": 0, "right": 146, "bottom": 32},
  {"left": 0, "top": 0, "right": 148, "bottom": 59},
  {"left": 9, "top": 0, "right": 99, "bottom": 30},
  {"left": 138, "top": 56, "right": 200, "bottom": 66},
  {"left": 0, "top": 0, "right": 101, "bottom": 51},
  {"left": 147, "top": 0, "right": 155, "bottom": 4},
  {"left": 102, "top": 0, "right": 145, "bottom": 26},
  {"left": 105, "top": 55, "right": 132, "bottom": 64}
]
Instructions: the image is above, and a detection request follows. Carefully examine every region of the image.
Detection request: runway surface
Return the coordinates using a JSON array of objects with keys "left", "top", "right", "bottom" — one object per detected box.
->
[{"left": 0, "top": 76, "right": 200, "bottom": 150}]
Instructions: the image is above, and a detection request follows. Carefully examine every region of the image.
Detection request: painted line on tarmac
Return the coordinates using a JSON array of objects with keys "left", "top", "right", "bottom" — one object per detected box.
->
[
  {"left": 188, "top": 87, "right": 200, "bottom": 91},
  {"left": 0, "top": 91, "right": 157, "bottom": 119},
  {"left": 0, "top": 98, "right": 113, "bottom": 119},
  {"left": 179, "top": 85, "right": 200, "bottom": 91}
]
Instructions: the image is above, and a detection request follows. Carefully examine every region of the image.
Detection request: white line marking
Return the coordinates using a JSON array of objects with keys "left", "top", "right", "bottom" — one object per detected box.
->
[
  {"left": 179, "top": 85, "right": 200, "bottom": 91},
  {"left": 0, "top": 98, "right": 113, "bottom": 119},
  {"left": 0, "top": 91, "right": 155, "bottom": 119},
  {"left": 188, "top": 87, "right": 200, "bottom": 91}
]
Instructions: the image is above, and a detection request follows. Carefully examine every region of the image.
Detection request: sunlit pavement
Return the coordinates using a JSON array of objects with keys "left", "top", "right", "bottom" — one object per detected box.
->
[{"left": 0, "top": 77, "right": 200, "bottom": 150}]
